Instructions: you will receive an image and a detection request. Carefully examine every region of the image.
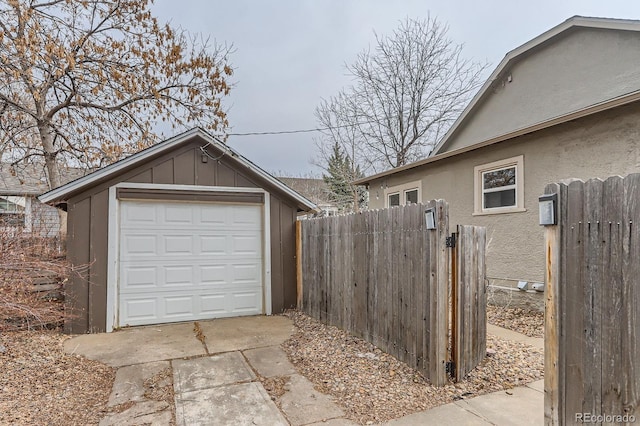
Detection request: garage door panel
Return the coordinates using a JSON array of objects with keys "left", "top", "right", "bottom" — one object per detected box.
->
[
  {"left": 124, "top": 203, "right": 158, "bottom": 224},
  {"left": 200, "top": 236, "right": 227, "bottom": 254},
  {"left": 231, "top": 264, "right": 260, "bottom": 284},
  {"left": 164, "top": 204, "right": 194, "bottom": 224},
  {"left": 121, "top": 266, "right": 157, "bottom": 289},
  {"left": 164, "top": 266, "right": 194, "bottom": 286},
  {"left": 118, "top": 199, "right": 264, "bottom": 327},
  {"left": 121, "top": 298, "right": 158, "bottom": 322},
  {"left": 164, "top": 235, "right": 194, "bottom": 254},
  {"left": 199, "top": 205, "right": 227, "bottom": 225},
  {"left": 231, "top": 291, "right": 263, "bottom": 313},
  {"left": 164, "top": 296, "right": 195, "bottom": 317},
  {"left": 232, "top": 235, "right": 261, "bottom": 255}
]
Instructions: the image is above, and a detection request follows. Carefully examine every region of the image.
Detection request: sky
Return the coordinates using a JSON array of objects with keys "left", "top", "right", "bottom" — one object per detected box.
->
[{"left": 151, "top": 0, "right": 640, "bottom": 177}]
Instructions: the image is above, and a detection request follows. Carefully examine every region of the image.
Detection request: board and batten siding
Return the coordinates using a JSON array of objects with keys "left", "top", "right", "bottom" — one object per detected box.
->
[{"left": 65, "top": 137, "right": 299, "bottom": 333}]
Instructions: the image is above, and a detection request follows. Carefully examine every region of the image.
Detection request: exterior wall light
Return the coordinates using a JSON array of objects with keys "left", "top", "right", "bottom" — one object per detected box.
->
[
  {"left": 539, "top": 193, "right": 557, "bottom": 226},
  {"left": 425, "top": 208, "right": 436, "bottom": 230}
]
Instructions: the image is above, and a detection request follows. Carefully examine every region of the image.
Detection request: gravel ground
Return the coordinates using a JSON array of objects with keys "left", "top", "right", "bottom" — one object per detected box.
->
[
  {"left": 282, "top": 311, "right": 543, "bottom": 425},
  {"left": 0, "top": 330, "right": 115, "bottom": 426},
  {"left": 487, "top": 305, "right": 544, "bottom": 338}
]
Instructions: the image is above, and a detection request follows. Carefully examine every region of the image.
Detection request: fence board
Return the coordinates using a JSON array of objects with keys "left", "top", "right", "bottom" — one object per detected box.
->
[
  {"left": 545, "top": 174, "right": 640, "bottom": 424},
  {"left": 300, "top": 201, "right": 449, "bottom": 385},
  {"left": 454, "top": 225, "right": 487, "bottom": 381}
]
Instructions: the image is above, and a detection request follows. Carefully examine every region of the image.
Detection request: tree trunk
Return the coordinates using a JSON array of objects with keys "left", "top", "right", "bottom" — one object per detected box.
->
[{"left": 37, "top": 123, "right": 67, "bottom": 236}]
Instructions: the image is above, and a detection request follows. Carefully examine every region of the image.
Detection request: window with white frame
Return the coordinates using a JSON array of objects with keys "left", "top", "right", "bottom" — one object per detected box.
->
[
  {"left": 474, "top": 156, "right": 524, "bottom": 214},
  {"left": 0, "top": 196, "right": 26, "bottom": 226},
  {"left": 384, "top": 181, "right": 421, "bottom": 208}
]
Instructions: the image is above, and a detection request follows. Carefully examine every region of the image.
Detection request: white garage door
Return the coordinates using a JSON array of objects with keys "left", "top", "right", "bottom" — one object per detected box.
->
[{"left": 118, "top": 200, "right": 263, "bottom": 327}]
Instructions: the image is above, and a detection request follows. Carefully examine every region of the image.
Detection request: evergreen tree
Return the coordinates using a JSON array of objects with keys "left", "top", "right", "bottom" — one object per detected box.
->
[{"left": 323, "top": 142, "right": 367, "bottom": 212}]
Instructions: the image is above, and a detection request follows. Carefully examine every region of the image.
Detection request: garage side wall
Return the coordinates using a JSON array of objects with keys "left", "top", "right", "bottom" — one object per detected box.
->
[{"left": 64, "top": 137, "right": 299, "bottom": 334}]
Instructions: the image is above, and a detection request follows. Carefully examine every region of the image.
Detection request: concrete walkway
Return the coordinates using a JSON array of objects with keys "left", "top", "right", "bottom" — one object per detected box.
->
[
  {"left": 382, "top": 327, "right": 545, "bottom": 426},
  {"left": 65, "top": 316, "right": 544, "bottom": 426},
  {"left": 65, "top": 316, "right": 352, "bottom": 425}
]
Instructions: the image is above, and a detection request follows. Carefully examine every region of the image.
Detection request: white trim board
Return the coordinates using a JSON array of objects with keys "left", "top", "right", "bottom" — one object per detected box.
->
[{"left": 106, "top": 182, "right": 272, "bottom": 332}]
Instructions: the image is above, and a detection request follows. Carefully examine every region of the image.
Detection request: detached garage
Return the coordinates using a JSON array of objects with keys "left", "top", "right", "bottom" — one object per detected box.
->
[{"left": 39, "top": 128, "right": 317, "bottom": 333}]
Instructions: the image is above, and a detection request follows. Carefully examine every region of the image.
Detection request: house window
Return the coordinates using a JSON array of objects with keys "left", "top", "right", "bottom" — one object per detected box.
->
[
  {"left": 388, "top": 193, "right": 400, "bottom": 207},
  {"left": 405, "top": 189, "right": 419, "bottom": 205},
  {"left": 0, "top": 196, "right": 26, "bottom": 226},
  {"left": 474, "top": 156, "right": 525, "bottom": 215},
  {"left": 384, "top": 181, "right": 421, "bottom": 207}
]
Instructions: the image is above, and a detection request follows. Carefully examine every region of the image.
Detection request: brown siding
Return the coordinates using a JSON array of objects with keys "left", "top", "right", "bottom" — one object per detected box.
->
[
  {"left": 65, "top": 197, "right": 91, "bottom": 334},
  {"left": 270, "top": 196, "right": 284, "bottom": 312},
  {"left": 174, "top": 149, "right": 195, "bottom": 185},
  {"left": 152, "top": 159, "right": 174, "bottom": 184},
  {"left": 281, "top": 202, "right": 297, "bottom": 309},
  {"left": 64, "top": 137, "right": 306, "bottom": 333},
  {"left": 89, "top": 190, "right": 109, "bottom": 332}
]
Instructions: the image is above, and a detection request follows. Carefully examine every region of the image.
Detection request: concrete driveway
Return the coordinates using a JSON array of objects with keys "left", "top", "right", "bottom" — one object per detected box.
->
[{"left": 64, "top": 315, "right": 352, "bottom": 426}]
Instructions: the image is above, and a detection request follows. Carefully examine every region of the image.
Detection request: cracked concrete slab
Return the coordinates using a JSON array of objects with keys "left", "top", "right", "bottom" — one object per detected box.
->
[
  {"left": 457, "top": 386, "right": 543, "bottom": 426},
  {"left": 243, "top": 346, "right": 297, "bottom": 378},
  {"left": 176, "top": 382, "right": 287, "bottom": 426},
  {"left": 197, "top": 315, "right": 294, "bottom": 353},
  {"left": 108, "top": 361, "right": 170, "bottom": 406},
  {"left": 279, "top": 374, "right": 345, "bottom": 425},
  {"left": 306, "top": 419, "right": 360, "bottom": 425},
  {"left": 172, "top": 352, "right": 255, "bottom": 393},
  {"left": 99, "top": 400, "right": 172, "bottom": 426},
  {"left": 382, "top": 403, "right": 490, "bottom": 425},
  {"left": 526, "top": 379, "right": 544, "bottom": 393},
  {"left": 64, "top": 322, "right": 205, "bottom": 366}
]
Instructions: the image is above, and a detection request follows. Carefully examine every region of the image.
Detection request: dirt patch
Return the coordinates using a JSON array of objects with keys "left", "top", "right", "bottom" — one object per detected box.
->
[
  {"left": 487, "top": 305, "right": 544, "bottom": 338},
  {"left": 282, "top": 311, "right": 543, "bottom": 424},
  {"left": 0, "top": 330, "right": 115, "bottom": 425},
  {"left": 259, "top": 375, "right": 289, "bottom": 400}
]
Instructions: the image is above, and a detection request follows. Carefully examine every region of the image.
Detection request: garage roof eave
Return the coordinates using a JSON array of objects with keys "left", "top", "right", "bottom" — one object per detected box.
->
[{"left": 37, "top": 128, "right": 319, "bottom": 213}]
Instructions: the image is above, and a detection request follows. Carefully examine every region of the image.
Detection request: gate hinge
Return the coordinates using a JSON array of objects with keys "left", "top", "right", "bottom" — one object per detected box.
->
[
  {"left": 446, "top": 233, "right": 456, "bottom": 248},
  {"left": 446, "top": 361, "right": 456, "bottom": 376}
]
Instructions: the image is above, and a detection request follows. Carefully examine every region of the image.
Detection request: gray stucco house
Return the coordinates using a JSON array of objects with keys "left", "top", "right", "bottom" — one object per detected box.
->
[{"left": 355, "top": 16, "right": 640, "bottom": 307}]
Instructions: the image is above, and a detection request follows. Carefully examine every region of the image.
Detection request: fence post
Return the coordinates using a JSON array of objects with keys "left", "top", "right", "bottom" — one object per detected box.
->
[
  {"left": 543, "top": 183, "right": 564, "bottom": 426},
  {"left": 296, "top": 220, "right": 303, "bottom": 310}
]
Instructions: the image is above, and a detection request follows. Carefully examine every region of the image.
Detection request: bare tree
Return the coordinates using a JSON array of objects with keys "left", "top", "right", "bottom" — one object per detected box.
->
[
  {"left": 317, "top": 16, "right": 487, "bottom": 172},
  {"left": 0, "top": 0, "right": 233, "bottom": 190},
  {"left": 314, "top": 92, "right": 368, "bottom": 211}
]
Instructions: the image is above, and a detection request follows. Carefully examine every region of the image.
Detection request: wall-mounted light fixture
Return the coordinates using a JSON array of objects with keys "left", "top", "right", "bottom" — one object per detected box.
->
[
  {"left": 538, "top": 193, "right": 557, "bottom": 226},
  {"left": 425, "top": 208, "right": 436, "bottom": 230}
]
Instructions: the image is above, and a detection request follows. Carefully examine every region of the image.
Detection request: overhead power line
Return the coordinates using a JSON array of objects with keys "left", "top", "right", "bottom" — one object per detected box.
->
[{"left": 220, "top": 120, "right": 376, "bottom": 137}]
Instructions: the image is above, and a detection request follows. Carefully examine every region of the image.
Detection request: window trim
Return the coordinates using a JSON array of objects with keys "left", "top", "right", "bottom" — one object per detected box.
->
[
  {"left": 384, "top": 181, "right": 422, "bottom": 207},
  {"left": 473, "top": 155, "right": 525, "bottom": 215}
]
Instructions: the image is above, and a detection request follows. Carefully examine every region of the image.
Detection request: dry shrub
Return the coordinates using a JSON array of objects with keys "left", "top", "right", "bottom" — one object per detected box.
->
[{"left": 0, "top": 229, "right": 76, "bottom": 331}]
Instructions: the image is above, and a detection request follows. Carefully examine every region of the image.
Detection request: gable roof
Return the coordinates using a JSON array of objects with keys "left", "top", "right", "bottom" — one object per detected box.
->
[
  {"left": 39, "top": 128, "right": 319, "bottom": 212},
  {"left": 431, "top": 15, "right": 640, "bottom": 156},
  {"left": 354, "top": 16, "right": 640, "bottom": 185}
]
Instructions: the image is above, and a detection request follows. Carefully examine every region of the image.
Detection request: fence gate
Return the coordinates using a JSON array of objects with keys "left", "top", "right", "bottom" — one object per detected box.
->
[
  {"left": 298, "top": 201, "right": 487, "bottom": 386},
  {"left": 544, "top": 175, "right": 640, "bottom": 425},
  {"left": 450, "top": 225, "right": 487, "bottom": 381}
]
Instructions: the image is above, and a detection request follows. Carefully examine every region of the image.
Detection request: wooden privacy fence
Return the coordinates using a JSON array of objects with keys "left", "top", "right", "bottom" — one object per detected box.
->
[
  {"left": 299, "top": 201, "right": 487, "bottom": 386},
  {"left": 544, "top": 175, "right": 640, "bottom": 425}
]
